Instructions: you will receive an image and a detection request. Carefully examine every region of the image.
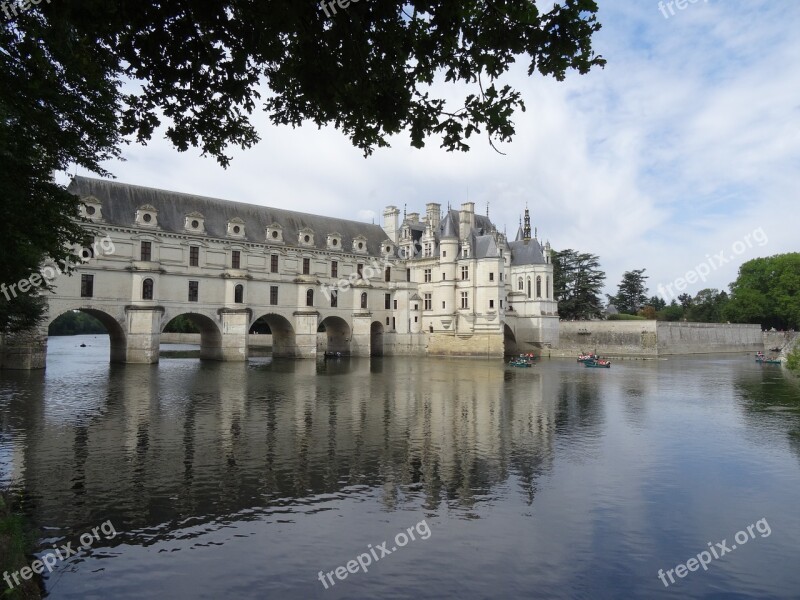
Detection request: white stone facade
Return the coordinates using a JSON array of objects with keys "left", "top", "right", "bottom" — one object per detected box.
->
[{"left": 2, "top": 178, "right": 559, "bottom": 368}]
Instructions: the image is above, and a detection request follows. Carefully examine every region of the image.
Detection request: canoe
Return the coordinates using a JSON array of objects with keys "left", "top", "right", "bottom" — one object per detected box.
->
[
  {"left": 584, "top": 360, "right": 611, "bottom": 368},
  {"left": 509, "top": 360, "right": 533, "bottom": 368},
  {"left": 756, "top": 358, "right": 782, "bottom": 365}
]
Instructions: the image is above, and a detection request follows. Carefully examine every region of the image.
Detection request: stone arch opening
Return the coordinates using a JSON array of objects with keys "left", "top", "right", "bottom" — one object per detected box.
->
[
  {"left": 370, "top": 321, "right": 384, "bottom": 357},
  {"left": 318, "top": 316, "right": 351, "bottom": 355},
  {"left": 503, "top": 323, "right": 519, "bottom": 356},
  {"left": 162, "top": 313, "right": 222, "bottom": 360},
  {"left": 249, "top": 313, "right": 296, "bottom": 358},
  {"left": 47, "top": 308, "right": 127, "bottom": 363}
]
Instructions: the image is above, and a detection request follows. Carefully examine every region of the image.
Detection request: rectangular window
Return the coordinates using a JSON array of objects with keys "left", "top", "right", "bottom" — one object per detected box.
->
[
  {"left": 406, "top": 269, "right": 411, "bottom": 282},
  {"left": 189, "top": 246, "right": 199, "bottom": 267},
  {"left": 270, "top": 286, "right": 279, "bottom": 305},
  {"left": 489, "top": 299, "right": 495, "bottom": 309},
  {"left": 385, "top": 267, "right": 391, "bottom": 282},
  {"left": 188, "top": 281, "right": 199, "bottom": 302},
  {"left": 461, "top": 291, "right": 469, "bottom": 309},
  {"left": 461, "top": 266, "right": 469, "bottom": 280},
  {"left": 385, "top": 294, "right": 391, "bottom": 310},
  {"left": 141, "top": 241, "right": 152, "bottom": 262},
  {"left": 442, "top": 251, "right": 447, "bottom": 258},
  {"left": 331, "top": 290, "right": 338, "bottom": 308},
  {"left": 392, "top": 317, "right": 396, "bottom": 330},
  {"left": 393, "top": 299, "right": 397, "bottom": 310},
  {"left": 80, "top": 274, "right": 94, "bottom": 298},
  {"left": 232, "top": 250, "right": 241, "bottom": 269},
  {"left": 442, "top": 273, "right": 446, "bottom": 281},
  {"left": 500, "top": 300, "right": 503, "bottom": 308},
  {"left": 489, "top": 272, "right": 494, "bottom": 282},
  {"left": 499, "top": 273, "right": 503, "bottom": 281},
  {"left": 357, "top": 263, "right": 364, "bottom": 278},
  {"left": 271, "top": 254, "right": 279, "bottom": 273},
  {"left": 414, "top": 316, "right": 418, "bottom": 323},
  {"left": 424, "top": 269, "right": 432, "bottom": 283},
  {"left": 331, "top": 261, "right": 338, "bottom": 278},
  {"left": 303, "top": 258, "right": 310, "bottom": 275},
  {"left": 442, "top": 301, "right": 446, "bottom": 309},
  {"left": 424, "top": 293, "right": 432, "bottom": 311}
]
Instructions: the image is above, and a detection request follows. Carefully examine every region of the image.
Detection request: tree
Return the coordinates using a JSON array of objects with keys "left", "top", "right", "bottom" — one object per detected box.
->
[
  {"left": 608, "top": 269, "right": 649, "bottom": 315},
  {"left": 685, "top": 288, "right": 728, "bottom": 323},
  {"left": 647, "top": 295, "right": 666, "bottom": 311},
  {"left": 552, "top": 249, "right": 606, "bottom": 320},
  {"left": 723, "top": 254, "right": 800, "bottom": 329},
  {"left": 677, "top": 293, "right": 693, "bottom": 310},
  {"left": 657, "top": 301, "right": 684, "bottom": 322},
  {"left": 1, "top": 1, "right": 606, "bottom": 331}
]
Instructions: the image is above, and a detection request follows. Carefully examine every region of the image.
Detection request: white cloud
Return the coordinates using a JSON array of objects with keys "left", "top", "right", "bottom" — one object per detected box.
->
[{"left": 62, "top": 0, "right": 800, "bottom": 299}]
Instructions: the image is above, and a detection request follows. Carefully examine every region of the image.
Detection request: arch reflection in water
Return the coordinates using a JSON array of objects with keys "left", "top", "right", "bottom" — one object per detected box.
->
[{"left": 15, "top": 353, "right": 559, "bottom": 539}]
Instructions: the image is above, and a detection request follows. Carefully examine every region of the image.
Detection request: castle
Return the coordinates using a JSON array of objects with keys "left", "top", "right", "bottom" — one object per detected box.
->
[{"left": 1, "top": 177, "right": 559, "bottom": 368}]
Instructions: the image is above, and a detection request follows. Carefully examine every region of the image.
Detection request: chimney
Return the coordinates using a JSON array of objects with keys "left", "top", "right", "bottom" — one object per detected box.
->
[
  {"left": 383, "top": 206, "right": 401, "bottom": 244},
  {"left": 459, "top": 202, "right": 475, "bottom": 240},
  {"left": 426, "top": 203, "right": 441, "bottom": 229}
]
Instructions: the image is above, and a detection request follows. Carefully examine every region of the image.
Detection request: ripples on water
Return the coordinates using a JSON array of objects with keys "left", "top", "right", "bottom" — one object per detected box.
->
[{"left": 0, "top": 337, "right": 799, "bottom": 599}]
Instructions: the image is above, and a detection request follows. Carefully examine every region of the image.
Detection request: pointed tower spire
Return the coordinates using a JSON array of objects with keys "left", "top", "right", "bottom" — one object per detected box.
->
[{"left": 523, "top": 207, "right": 532, "bottom": 241}]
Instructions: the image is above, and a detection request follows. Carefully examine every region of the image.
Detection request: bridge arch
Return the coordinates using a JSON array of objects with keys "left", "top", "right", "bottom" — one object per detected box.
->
[
  {"left": 317, "top": 315, "right": 351, "bottom": 355},
  {"left": 503, "top": 322, "right": 518, "bottom": 356},
  {"left": 46, "top": 307, "right": 127, "bottom": 363},
  {"left": 249, "top": 313, "right": 297, "bottom": 358},
  {"left": 162, "top": 311, "right": 222, "bottom": 360}
]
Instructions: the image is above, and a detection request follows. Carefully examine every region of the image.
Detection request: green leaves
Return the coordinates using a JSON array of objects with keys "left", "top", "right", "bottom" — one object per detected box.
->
[
  {"left": 724, "top": 254, "right": 800, "bottom": 329},
  {"left": 552, "top": 249, "right": 606, "bottom": 320}
]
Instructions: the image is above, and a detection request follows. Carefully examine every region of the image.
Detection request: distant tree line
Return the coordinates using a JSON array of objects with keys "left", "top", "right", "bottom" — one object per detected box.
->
[{"left": 553, "top": 250, "right": 799, "bottom": 330}]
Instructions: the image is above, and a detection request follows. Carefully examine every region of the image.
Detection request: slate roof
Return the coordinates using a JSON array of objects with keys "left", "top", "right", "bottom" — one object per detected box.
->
[{"left": 68, "top": 177, "right": 390, "bottom": 256}]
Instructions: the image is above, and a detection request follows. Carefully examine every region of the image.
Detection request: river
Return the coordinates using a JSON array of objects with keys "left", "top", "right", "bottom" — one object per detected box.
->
[{"left": 0, "top": 335, "right": 799, "bottom": 599}]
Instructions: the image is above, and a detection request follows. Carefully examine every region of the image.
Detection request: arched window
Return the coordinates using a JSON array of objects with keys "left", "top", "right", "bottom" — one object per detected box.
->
[
  {"left": 536, "top": 276, "right": 542, "bottom": 298},
  {"left": 361, "top": 292, "right": 368, "bottom": 309},
  {"left": 142, "top": 278, "right": 154, "bottom": 300},
  {"left": 518, "top": 277, "right": 523, "bottom": 291},
  {"left": 234, "top": 284, "right": 244, "bottom": 304},
  {"left": 527, "top": 278, "right": 532, "bottom": 299},
  {"left": 306, "top": 289, "right": 314, "bottom": 307}
]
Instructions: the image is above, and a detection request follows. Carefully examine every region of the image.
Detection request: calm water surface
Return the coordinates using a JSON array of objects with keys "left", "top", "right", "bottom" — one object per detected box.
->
[{"left": 1, "top": 336, "right": 800, "bottom": 599}]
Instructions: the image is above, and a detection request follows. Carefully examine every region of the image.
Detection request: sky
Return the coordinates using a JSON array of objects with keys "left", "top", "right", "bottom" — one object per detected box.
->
[{"left": 61, "top": 0, "right": 800, "bottom": 301}]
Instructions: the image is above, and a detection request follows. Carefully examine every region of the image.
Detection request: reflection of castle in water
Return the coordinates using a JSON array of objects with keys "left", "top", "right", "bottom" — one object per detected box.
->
[{"left": 14, "top": 357, "right": 569, "bottom": 537}]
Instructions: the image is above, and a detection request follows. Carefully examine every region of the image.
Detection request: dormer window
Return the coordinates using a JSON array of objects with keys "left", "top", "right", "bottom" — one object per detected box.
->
[
  {"left": 299, "top": 228, "right": 315, "bottom": 246},
  {"left": 136, "top": 205, "right": 158, "bottom": 227},
  {"left": 81, "top": 196, "right": 102, "bottom": 220},
  {"left": 327, "top": 233, "right": 342, "bottom": 251},
  {"left": 227, "top": 218, "right": 245, "bottom": 238},
  {"left": 353, "top": 235, "right": 368, "bottom": 254},
  {"left": 266, "top": 223, "right": 284, "bottom": 244},
  {"left": 382, "top": 241, "right": 395, "bottom": 257},
  {"left": 184, "top": 212, "right": 205, "bottom": 233}
]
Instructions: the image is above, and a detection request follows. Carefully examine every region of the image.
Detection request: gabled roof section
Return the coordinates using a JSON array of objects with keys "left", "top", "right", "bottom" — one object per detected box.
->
[
  {"left": 475, "top": 235, "right": 501, "bottom": 259},
  {"left": 68, "top": 176, "right": 389, "bottom": 256},
  {"left": 508, "top": 239, "right": 547, "bottom": 265}
]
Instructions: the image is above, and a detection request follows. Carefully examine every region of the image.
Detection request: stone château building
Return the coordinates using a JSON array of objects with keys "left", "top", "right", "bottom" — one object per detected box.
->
[{"left": 0, "top": 177, "right": 558, "bottom": 368}]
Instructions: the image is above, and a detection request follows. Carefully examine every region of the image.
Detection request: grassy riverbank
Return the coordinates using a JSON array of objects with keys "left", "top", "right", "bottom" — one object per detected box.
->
[{"left": 0, "top": 494, "right": 40, "bottom": 599}]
